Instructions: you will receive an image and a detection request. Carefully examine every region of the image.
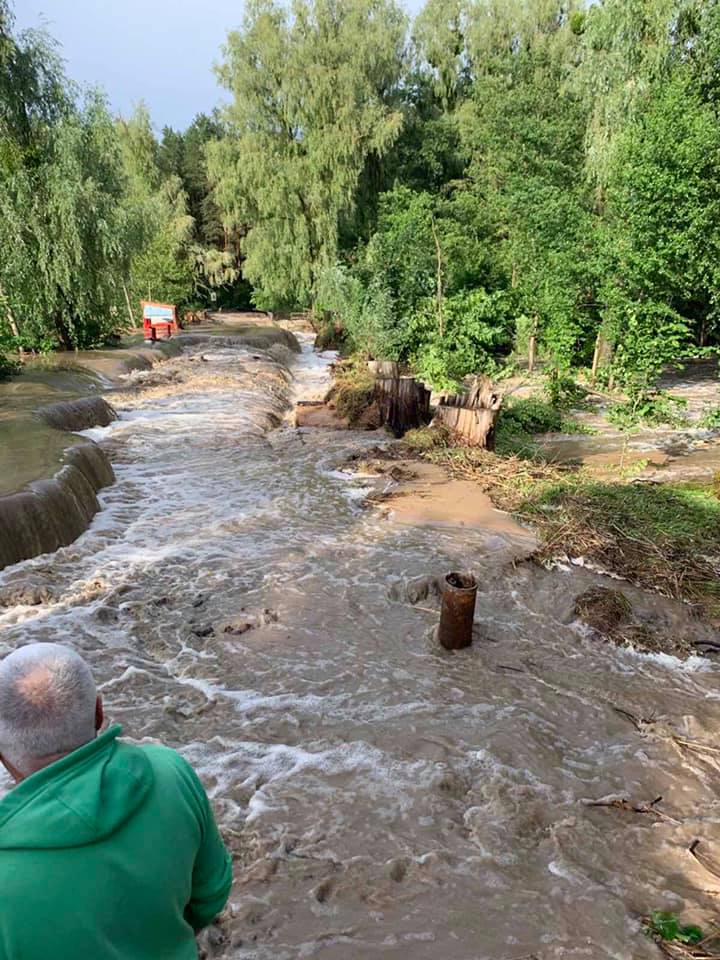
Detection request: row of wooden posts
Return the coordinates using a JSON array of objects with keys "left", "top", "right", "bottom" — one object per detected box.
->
[{"left": 367, "top": 361, "right": 502, "bottom": 448}]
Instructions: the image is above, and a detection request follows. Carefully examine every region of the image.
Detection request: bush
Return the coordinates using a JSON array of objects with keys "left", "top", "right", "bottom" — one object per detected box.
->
[
  {"left": 500, "top": 398, "right": 565, "bottom": 435},
  {"left": 700, "top": 406, "right": 720, "bottom": 429},
  {"left": 608, "top": 390, "right": 687, "bottom": 429},
  {"left": 0, "top": 354, "right": 20, "bottom": 381},
  {"left": 545, "top": 370, "right": 589, "bottom": 410}
]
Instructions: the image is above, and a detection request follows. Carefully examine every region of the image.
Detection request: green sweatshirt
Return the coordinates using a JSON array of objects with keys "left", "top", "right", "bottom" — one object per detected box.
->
[{"left": 0, "top": 725, "right": 233, "bottom": 960}]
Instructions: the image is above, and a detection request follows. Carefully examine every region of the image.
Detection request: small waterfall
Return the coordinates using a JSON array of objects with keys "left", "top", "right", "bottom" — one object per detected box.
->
[
  {"left": 0, "top": 442, "right": 115, "bottom": 570},
  {"left": 36, "top": 397, "right": 118, "bottom": 431}
]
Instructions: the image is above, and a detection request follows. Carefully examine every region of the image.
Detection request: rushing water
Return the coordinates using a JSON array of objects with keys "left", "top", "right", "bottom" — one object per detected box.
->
[{"left": 1, "top": 338, "right": 720, "bottom": 959}]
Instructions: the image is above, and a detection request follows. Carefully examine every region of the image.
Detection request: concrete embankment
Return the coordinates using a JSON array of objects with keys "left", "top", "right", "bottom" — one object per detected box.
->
[
  {"left": 0, "top": 441, "right": 115, "bottom": 570},
  {"left": 0, "top": 318, "right": 299, "bottom": 571}
]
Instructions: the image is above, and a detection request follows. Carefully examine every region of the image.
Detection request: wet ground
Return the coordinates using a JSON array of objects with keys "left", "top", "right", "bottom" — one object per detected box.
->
[
  {"left": 535, "top": 359, "right": 720, "bottom": 482},
  {"left": 1, "top": 339, "right": 720, "bottom": 958}
]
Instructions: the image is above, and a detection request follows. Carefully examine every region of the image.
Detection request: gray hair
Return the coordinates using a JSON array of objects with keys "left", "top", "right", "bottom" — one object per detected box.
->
[{"left": 0, "top": 643, "right": 97, "bottom": 773}]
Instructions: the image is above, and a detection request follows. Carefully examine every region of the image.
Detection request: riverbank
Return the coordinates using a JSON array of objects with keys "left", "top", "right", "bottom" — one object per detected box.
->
[{"left": 314, "top": 360, "right": 720, "bottom": 658}]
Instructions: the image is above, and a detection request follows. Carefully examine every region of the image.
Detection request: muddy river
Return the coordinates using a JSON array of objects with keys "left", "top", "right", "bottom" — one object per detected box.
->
[{"left": 1, "top": 336, "right": 720, "bottom": 959}]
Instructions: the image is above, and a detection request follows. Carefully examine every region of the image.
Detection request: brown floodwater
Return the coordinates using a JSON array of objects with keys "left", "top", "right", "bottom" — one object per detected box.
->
[{"left": 1, "top": 339, "right": 719, "bottom": 959}]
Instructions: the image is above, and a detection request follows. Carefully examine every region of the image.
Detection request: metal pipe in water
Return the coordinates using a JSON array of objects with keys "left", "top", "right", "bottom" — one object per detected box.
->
[{"left": 438, "top": 571, "right": 477, "bottom": 650}]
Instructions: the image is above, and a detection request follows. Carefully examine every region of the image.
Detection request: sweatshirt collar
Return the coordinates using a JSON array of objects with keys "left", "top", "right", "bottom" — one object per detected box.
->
[{"left": 0, "top": 724, "right": 123, "bottom": 817}]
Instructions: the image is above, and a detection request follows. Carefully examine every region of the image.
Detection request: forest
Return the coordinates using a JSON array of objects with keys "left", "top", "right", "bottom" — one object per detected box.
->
[{"left": 2, "top": 0, "right": 720, "bottom": 399}]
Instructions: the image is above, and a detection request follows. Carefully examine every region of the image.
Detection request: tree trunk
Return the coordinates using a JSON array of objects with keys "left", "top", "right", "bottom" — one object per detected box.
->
[
  {"left": 0, "top": 281, "right": 20, "bottom": 343},
  {"left": 122, "top": 281, "right": 135, "bottom": 328},
  {"left": 528, "top": 333, "right": 537, "bottom": 373},
  {"left": 6, "top": 308, "right": 19, "bottom": 342},
  {"left": 367, "top": 360, "right": 399, "bottom": 378},
  {"left": 374, "top": 375, "right": 430, "bottom": 437},
  {"left": 433, "top": 376, "right": 502, "bottom": 449},
  {"left": 591, "top": 330, "right": 603, "bottom": 381}
]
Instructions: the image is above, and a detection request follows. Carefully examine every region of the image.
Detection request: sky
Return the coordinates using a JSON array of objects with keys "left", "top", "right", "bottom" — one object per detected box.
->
[{"left": 15, "top": 0, "right": 424, "bottom": 132}]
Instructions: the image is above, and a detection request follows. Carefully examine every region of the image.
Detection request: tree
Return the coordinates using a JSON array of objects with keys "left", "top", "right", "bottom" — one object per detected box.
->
[
  {"left": 598, "top": 68, "right": 720, "bottom": 384},
  {"left": 0, "top": 86, "right": 133, "bottom": 349},
  {"left": 208, "top": 0, "right": 407, "bottom": 310}
]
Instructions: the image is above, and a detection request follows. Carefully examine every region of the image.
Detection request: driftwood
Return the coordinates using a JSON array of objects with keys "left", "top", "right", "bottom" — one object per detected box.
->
[
  {"left": 374, "top": 375, "right": 431, "bottom": 437},
  {"left": 434, "top": 376, "right": 502, "bottom": 449}
]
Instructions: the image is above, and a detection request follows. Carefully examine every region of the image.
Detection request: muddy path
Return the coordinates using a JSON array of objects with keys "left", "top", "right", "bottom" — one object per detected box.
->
[{"left": 1, "top": 338, "right": 719, "bottom": 959}]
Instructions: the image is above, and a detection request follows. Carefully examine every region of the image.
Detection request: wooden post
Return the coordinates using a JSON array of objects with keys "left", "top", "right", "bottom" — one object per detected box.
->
[
  {"left": 433, "top": 376, "right": 502, "bottom": 449},
  {"left": 367, "top": 360, "right": 400, "bottom": 378},
  {"left": 528, "top": 330, "right": 537, "bottom": 373},
  {"left": 374, "top": 375, "right": 430, "bottom": 437}
]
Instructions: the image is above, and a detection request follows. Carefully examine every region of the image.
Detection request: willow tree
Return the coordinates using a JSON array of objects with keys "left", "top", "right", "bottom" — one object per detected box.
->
[
  {"left": 577, "top": 0, "right": 690, "bottom": 192},
  {"left": 116, "top": 104, "right": 197, "bottom": 314},
  {"left": 0, "top": 90, "right": 132, "bottom": 350},
  {"left": 208, "top": 0, "right": 407, "bottom": 310}
]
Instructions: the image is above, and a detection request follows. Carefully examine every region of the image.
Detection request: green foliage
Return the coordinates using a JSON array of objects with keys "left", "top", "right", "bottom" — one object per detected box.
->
[
  {"left": 7, "top": 0, "right": 720, "bottom": 385},
  {"left": 608, "top": 391, "right": 688, "bottom": 429},
  {"left": 495, "top": 397, "right": 591, "bottom": 456},
  {"left": 209, "top": 0, "right": 407, "bottom": 309},
  {"left": 500, "top": 399, "right": 565, "bottom": 436},
  {"left": 700, "top": 406, "right": 720, "bottom": 430},
  {"left": 545, "top": 371, "right": 589, "bottom": 411},
  {"left": 599, "top": 70, "right": 720, "bottom": 383},
  {"left": 315, "top": 263, "right": 402, "bottom": 360},
  {"left": 646, "top": 911, "right": 703, "bottom": 945},
  {"left": 409, "top": 287, "right": 514, "bottom": 389},
  {"left": 0, "top": 85, "right": 132, "bottom": 349},
  {"left": 0, "top": 352, "right": 19, "bottom": 380}
]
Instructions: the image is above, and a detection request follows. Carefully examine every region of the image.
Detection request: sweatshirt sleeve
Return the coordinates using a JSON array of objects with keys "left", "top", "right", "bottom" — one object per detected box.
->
[{"left": 181, "top": 761, "right": 233, "bottom": 931}]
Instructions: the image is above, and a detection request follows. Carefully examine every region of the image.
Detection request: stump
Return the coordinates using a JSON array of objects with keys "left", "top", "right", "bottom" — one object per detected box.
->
[
  {"left": 367, "top": 360, "right": 400, "bottom": 378},
  {"left": 374, "top": 375, "right": 431, "bottom": 437},
  {"left": 433, "top": 376, "right": 502, "bottom": 449}
]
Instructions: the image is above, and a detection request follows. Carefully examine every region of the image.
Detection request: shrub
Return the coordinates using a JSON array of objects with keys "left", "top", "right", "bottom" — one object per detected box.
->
[
  {"left": 608, "top": 390, "right": 687, "bottom": 429},
  {"left": 0, "top": 354, "right": 20, "bottom": 381}
]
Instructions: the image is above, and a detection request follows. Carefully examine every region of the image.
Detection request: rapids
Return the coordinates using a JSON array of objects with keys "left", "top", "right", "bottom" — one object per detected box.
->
[{"left": 1, "top": 336, "right": 720, "bottom": 959}]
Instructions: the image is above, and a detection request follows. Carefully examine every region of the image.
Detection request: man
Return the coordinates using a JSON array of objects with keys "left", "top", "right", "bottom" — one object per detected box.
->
[{"left": 0, "top": 642, "right": 232, "bottom": 959}]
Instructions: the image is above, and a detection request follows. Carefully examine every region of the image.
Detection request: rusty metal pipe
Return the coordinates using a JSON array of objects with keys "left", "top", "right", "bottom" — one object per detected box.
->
[{"left": 438, "top": 571, "right": 477, "bottom": 650}]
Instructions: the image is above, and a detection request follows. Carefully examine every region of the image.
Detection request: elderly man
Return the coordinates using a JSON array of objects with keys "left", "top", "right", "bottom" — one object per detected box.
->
[{"left": 0, "top": 642, "right": 232, "bottom": 959}]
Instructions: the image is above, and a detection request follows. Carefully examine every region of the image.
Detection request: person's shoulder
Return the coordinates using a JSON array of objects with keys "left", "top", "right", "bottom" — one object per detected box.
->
[{"left": 134, "top": 742, "right": 206, "bottom": 793}]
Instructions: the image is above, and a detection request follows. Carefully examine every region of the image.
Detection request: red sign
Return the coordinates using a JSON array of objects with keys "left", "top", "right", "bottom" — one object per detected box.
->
[{"left": 141, "top": 301, "right": 178, "bottom": 340}]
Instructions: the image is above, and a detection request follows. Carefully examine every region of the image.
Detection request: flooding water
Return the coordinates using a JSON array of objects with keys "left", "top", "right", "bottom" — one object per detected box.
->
[{"left": 1, "top": 338, "right": 720, "bottom": 959}]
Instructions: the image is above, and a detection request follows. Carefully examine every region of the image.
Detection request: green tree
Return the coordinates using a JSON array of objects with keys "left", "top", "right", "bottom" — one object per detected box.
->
[
  {"left": 0, "top": 86, "right": 134, "bottom": 349},
  {"left": 209, "top": 0, "right": 407, "bottom": 310},
  {"left": 599, "top": 68, "right": 720, "bottom": 384}
]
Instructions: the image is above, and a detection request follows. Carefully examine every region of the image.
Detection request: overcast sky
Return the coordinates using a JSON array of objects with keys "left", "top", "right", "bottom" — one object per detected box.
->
[{"left": 15, "top": 0, "right": 424, "bottom": 131}]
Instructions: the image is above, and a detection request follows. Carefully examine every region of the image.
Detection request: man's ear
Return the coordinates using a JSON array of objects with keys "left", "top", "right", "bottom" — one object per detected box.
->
[{"left": 95, "top": 695, "right": 104, "bottom": 733}]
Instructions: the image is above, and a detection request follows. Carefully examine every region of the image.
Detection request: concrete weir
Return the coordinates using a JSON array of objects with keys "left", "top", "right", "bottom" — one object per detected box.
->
[
  {"left": 0, "top": 441, "right": 115, "bottom": 570},
  {"left": 36, "top": 396, "right": 118, "bottom": 431},
  {"left": 0, "top": 317, "right": 302, "bottom": 572}
]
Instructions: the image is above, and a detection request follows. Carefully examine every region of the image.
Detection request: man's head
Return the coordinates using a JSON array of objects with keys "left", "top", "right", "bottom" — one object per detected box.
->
[{"left": 0, "top": 643, "right": 103, "bottom": 781}]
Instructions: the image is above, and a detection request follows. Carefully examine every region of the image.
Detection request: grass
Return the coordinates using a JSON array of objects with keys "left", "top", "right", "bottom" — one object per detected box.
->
[
  {"left": 644, "top": 912, "right": 720, "bottom": 958},
  {"left": 403, "top": 433, "right": 720, "bottom": 619}
]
